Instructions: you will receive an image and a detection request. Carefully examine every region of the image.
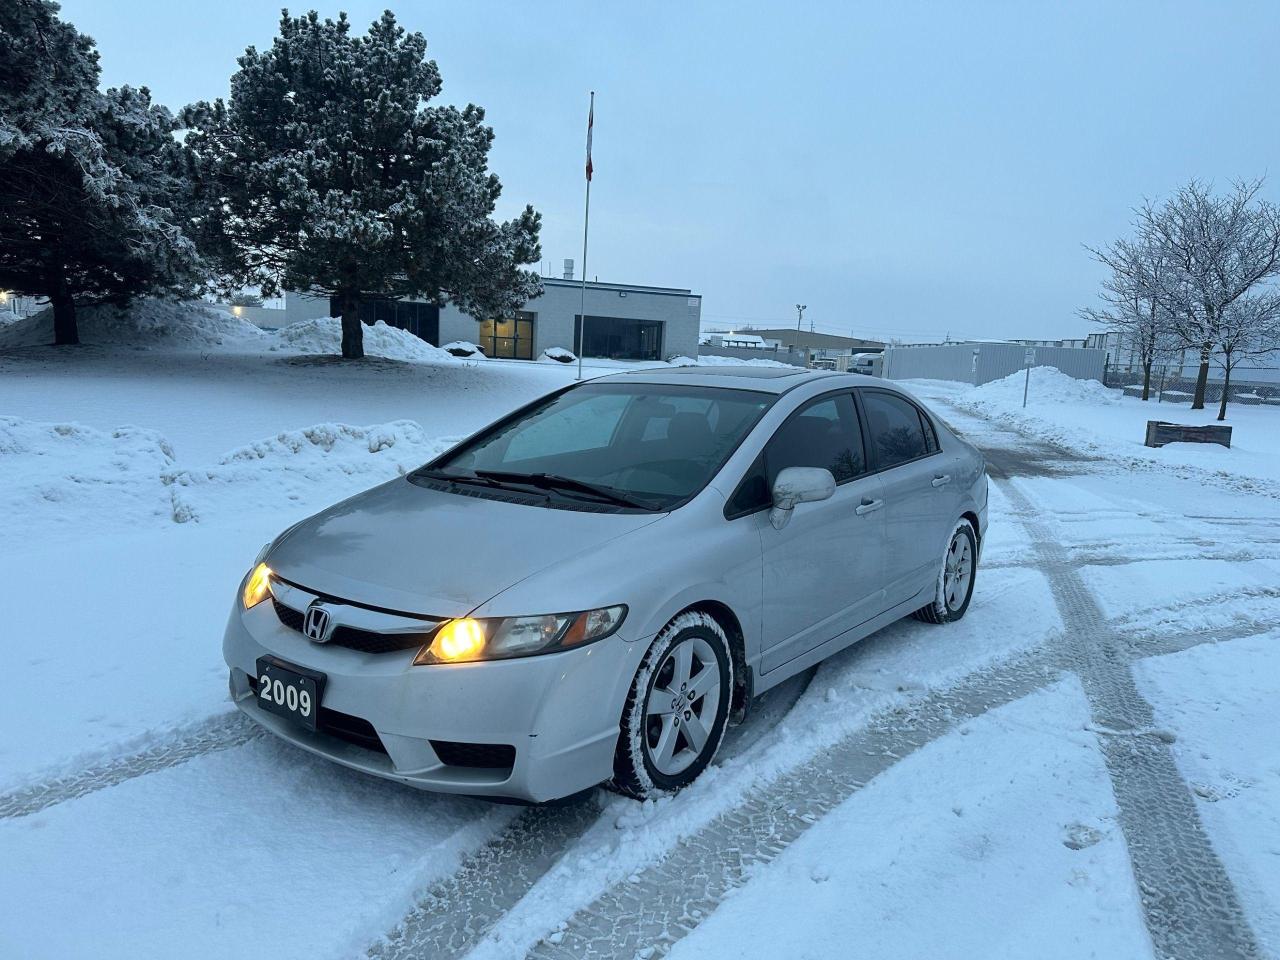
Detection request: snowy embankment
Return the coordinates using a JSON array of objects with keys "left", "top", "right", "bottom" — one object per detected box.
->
[{"left": 906, "top": 367, "right": 1280, "bottom": 497}]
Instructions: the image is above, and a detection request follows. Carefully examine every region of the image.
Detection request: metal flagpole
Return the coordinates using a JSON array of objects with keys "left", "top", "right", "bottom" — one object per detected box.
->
[{"left": 576, "top": 92, "right": 594, "bottom": 381}]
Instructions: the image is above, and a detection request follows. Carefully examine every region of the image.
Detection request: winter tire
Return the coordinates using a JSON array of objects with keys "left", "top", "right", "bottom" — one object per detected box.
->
[
  {"left": 912, "top": 518, "right": 977, "bottom": 624},
  {"left": 609, "top": 611, "right": 734, "bottom": 799}
]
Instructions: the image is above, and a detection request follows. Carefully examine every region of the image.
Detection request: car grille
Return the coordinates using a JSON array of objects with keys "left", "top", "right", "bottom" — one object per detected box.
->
[
  {"left": 271, "top": 597, "right": 433, "bottom": 654},
  {"left": 430, "top": 740, "right": 517, "bottom": 770}
]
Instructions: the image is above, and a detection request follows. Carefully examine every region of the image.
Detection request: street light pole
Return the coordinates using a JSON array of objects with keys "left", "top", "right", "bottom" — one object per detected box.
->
[{"left": 795, "top": 303, "right": 806, "bottom": 332}]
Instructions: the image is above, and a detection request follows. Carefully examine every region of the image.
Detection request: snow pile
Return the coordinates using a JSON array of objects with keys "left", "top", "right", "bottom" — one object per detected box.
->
[
  {"left": 0, "top": 300, "right": 267, "bottom": 350},
  {"left": 972, "top": 366, "right": 1121, "bottom": 407},
  {"left": 669, "top": 354, "right": 793, "bottom": 368},
  {"left": 268, "top": 318, "right": 457, "bottom": 363},
  {"left": 441, "top": 340, "right": 486, "bottom": 358},
  {"left": 539, "top": 346, "right": 576, "bottom": 363},
  {"left": 164, "top": 420, "right": 459, "bottom": 523},
  {"left": 0, "top": 415, "right": 177, "bottom": 543}
]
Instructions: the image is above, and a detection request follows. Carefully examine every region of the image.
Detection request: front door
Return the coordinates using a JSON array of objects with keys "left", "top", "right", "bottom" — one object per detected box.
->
[{"left": 749, "top": 393, "right": 888, "bottom": 675}]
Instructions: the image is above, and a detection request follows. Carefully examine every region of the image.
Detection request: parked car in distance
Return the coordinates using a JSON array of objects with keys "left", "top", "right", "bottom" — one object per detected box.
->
[{"left": 224, "top": 367, "right": 988, "bottom": 802}]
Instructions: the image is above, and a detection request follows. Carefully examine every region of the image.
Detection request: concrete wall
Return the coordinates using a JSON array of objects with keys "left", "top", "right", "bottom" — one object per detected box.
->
[{"left": 882, "top": 341, "right": 1107, "bottom": 385}]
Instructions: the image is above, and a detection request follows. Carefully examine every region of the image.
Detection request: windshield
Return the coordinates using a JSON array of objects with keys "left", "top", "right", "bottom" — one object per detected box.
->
[{"left": 421, "top": 382, "right": 775, "bottom": 510}]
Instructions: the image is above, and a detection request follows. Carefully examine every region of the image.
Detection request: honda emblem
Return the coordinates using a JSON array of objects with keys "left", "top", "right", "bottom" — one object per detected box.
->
[{"left": 303, "top": 605, "right": 332, "bottom": 642}]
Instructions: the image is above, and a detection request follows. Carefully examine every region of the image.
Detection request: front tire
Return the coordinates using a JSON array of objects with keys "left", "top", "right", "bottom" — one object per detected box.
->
[
  {"left": 912, "top": 519, "right": 977, "bottom": 624},
  {"left": 609, "top": 611, "right": 733, "bottom": 799}
]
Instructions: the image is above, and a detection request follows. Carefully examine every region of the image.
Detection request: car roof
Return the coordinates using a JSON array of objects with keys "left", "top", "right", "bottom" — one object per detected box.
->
[{"left": 591, "top": 365, "right": 866, "bottom": 395}]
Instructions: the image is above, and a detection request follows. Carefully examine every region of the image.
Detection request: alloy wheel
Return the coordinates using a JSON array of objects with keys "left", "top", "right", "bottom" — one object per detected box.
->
[
  {"left": 643, "top": 635, "right": 722, "bottom": 776},
  {"left": 944, "top": 530, "right": 973, "bottom": 611}
]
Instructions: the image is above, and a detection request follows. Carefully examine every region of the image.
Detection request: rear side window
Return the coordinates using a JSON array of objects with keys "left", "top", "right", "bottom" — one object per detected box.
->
[
  {"left": 726, "top": 393, "right": 865, "bottom": 517},
  {"left": 862, "top": 391, "right": 930, "bottom": 468}
]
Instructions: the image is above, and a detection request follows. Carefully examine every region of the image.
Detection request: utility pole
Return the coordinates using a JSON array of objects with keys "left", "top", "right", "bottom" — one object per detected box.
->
[{"left": 795, "top": 303, "right": 806, "bottom": 332}]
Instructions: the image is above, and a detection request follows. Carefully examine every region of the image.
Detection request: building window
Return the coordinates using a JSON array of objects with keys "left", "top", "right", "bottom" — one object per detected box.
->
[
  {"left": 479, "top": 311, "right": 536, "bottom": 359},
  {"left": 574, "top": 315, "right": 664, "bottom": 361}
]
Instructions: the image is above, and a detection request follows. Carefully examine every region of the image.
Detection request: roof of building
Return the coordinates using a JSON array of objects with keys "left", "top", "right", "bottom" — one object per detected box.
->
[
  {"left": 539, "top": 277, "right": 696, "bottom": 297},
  {"left": 721, "top": 328, "right": 884, "bottom": 351}
]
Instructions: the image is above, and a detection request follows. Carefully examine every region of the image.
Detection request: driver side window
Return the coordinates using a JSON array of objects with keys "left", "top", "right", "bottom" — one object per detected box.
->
[{"left": 726, "top": 393, "right": 865, "bottom": 517}]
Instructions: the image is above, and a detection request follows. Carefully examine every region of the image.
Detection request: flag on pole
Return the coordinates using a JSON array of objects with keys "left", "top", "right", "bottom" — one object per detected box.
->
[{"left": 585, "top": 95, "right": 594, "bottom": 181}]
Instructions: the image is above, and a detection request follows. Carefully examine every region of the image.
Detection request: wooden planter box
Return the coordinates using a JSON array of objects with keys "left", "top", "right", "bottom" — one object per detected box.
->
[{"left": 1145, "top": 421, "right": 1232, "bottom": 448}]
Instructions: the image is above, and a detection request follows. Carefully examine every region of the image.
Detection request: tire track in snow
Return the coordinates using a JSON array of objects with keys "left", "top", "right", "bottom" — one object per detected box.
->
[
  {"left": 997, "top": 473, "right": 1264, "bottom": 960},
  {"left": 366, "top": 670, "right": 815, "bottom": 960},
  {"left": 524, "top": 654, "right": 1060, "bottom": 959},
  {"left": 0, "top": 712, "right": 260, "bottom": 820}
]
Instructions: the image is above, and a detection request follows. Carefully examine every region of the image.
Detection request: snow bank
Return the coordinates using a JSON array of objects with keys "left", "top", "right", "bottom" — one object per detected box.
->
[
  {"left": 268, "top": 318, "right": 457, "bottom": 363},
  {"left": 0, "top": 414, "right": 457, "bottom": 537},
  {"left": 908, "top": 369, "right": 1280, "bottom": 498},
  {"left": 972, "top": 366, "right": 1121, "bottom": 407},
  {"left": 0, "top": 416, "right": 177, "bottom": 542},
  {"left": 441, "top": 340, "right": 486, "bottom": 358},
  {"left": 669, "top": 354, "right": 793, "bottom": 368},
  {"left": 539, "top": 346, "right": 576, "bottom": 363},
  {"left": 0, "top": 300, "right": 267, "bottom": 350},
  {"left": 164, "top": 420, "right": 458, "bottom": 523}
]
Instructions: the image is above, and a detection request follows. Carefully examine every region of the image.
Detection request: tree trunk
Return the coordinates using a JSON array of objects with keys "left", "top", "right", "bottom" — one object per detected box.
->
[
  {"left": 1191, "top": 343, "right": 1211, "bottom": 410},
  {"left": 51, "top": 281, "right": 78, "bottom": 347},
  {"left": 1141, "top": 360, "right": 1152, "bottom": 401},
  {"left": 338, "top": 289, "right": 363, "bottom": 360},
  {"left": 1217, "top": 364, "right": 1231, "bottom": 422}
]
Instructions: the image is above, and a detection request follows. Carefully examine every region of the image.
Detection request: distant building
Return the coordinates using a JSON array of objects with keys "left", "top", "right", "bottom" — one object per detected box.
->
[
  {"left": 701, "top": 332, "right": 776, "bottom": 350},
  {"left": 733, "top": 328, "right": 885, "bottom": 357},
  {"left": 284, "top": 276, "right": 701, "bottom": 361},
  {"left": 0, "top": 290, "right": 42, "bottom": 319}
]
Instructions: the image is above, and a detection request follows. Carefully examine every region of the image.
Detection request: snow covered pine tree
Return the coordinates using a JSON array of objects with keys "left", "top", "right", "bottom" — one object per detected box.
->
[
  {"left": 181, "top": 10, "right": 542, "bottom": 360},
  {"left": 0, "top": 0, "right": 202, "bottom": 345}
]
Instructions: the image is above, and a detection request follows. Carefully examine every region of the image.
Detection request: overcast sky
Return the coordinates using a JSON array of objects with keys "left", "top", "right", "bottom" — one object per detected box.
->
[{"left": 59, "top": 0, "right": 1280, "bottom": 342}]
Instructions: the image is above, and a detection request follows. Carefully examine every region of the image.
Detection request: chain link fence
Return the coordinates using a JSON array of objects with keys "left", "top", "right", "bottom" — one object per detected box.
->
[{"left": 1104, "top": 364, "right": 1280, "bottom": 407}]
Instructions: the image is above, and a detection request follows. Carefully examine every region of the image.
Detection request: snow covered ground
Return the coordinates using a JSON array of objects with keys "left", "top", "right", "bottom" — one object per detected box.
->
[
  {"left": 907, "top": 367, "right": 1280, "bottom": 496},
  {"left": 2, "top": 310, "right": 1278, "bottom": 959}
]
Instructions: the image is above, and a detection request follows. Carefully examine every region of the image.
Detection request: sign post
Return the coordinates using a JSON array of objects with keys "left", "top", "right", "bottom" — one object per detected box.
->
[{"left": 1022, "top": 348, "right": 1035, "bottom": 408}]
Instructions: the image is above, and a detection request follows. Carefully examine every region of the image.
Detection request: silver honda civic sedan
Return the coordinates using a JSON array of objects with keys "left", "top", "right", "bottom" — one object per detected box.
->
[{"left": 224, "top": 367, "right": 987, "bottom": 802}]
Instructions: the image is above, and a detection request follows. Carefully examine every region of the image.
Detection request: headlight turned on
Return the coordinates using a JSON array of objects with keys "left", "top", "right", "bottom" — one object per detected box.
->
[
  {"left": 415, "top": 606, "right": 627, "bottom": 665},
  {"left": 242, "top": 562, "right": 274, "bottom": 610}
]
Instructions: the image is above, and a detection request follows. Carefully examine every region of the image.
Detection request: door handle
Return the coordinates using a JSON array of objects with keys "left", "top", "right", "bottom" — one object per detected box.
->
[
  {"left": 931, "top": 474, "right": 952, "bottom": 488},
  {"left": 855, "top": 498, "right": 884, "bottom": 516}
]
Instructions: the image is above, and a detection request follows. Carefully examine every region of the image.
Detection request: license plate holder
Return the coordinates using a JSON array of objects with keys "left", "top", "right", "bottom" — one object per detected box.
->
[{"left": 254, "top": 656, "right": 326, "bottom": 732}]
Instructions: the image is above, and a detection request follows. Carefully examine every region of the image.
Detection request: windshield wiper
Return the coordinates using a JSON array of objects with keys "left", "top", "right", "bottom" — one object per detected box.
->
[
  {"left": 473, "top": 470, "right": 652, "bottom": 510},
  {"left": 412, "top": 468, "right": 505, "bottom": 490}
]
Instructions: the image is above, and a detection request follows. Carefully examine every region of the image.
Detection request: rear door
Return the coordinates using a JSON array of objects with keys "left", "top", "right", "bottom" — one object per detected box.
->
[
  {"left": 728, "top": 392, "right": 887, "bottom": 675},
  {"left": 857, "top": 389, "right": 954, "bottom": 607}
]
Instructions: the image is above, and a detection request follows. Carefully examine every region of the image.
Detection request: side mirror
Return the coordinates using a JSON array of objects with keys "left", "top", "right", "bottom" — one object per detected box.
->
[{"left": 769, "top": 466, "right": 836, "bottom": 530}]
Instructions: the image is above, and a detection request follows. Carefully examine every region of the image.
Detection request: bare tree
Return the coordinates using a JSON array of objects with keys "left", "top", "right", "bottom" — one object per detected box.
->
[
  {"left": 1082, "top": 238, "right": 1175, "bottom": 400},
  {"left": 1137, "top": 179, "right": 1280, "bottom": 410},
  {"left": 1213, "top": 290, "right": 1280, "bottom": 421}
]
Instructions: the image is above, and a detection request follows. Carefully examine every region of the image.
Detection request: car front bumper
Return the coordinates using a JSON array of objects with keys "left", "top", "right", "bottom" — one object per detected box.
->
[{"left": 223, "top": 599, "right": 644, "bottom": 802}]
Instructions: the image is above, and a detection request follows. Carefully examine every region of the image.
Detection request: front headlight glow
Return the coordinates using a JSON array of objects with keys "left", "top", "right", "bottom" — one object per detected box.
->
[
  {"left": 242, "top": 562, "right": 274, "bottom": 609},
  {"left": 415, "top": 605, "right": 626, "bottom": 665}
]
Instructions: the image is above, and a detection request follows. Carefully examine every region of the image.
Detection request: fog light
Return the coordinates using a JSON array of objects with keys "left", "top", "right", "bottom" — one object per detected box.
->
[
  {"left": 429, "top": 618, "right": 487, "bottom": 662},
  {"left": 242, "top": 562, "right": 273, "bottom": 609}
]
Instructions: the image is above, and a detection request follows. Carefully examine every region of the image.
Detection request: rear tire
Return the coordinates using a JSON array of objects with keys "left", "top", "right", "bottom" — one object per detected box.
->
[
  {"left": 608, "top": 611, "right": 733, "bottom": 800},
  {"left": 912, "top": 519, "right": 977, "bottom": 625}
]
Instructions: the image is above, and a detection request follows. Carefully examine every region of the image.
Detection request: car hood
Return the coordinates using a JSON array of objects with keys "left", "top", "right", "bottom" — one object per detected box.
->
[{"left": 266, "top": 478, "right": 664, "bottom": 617}]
